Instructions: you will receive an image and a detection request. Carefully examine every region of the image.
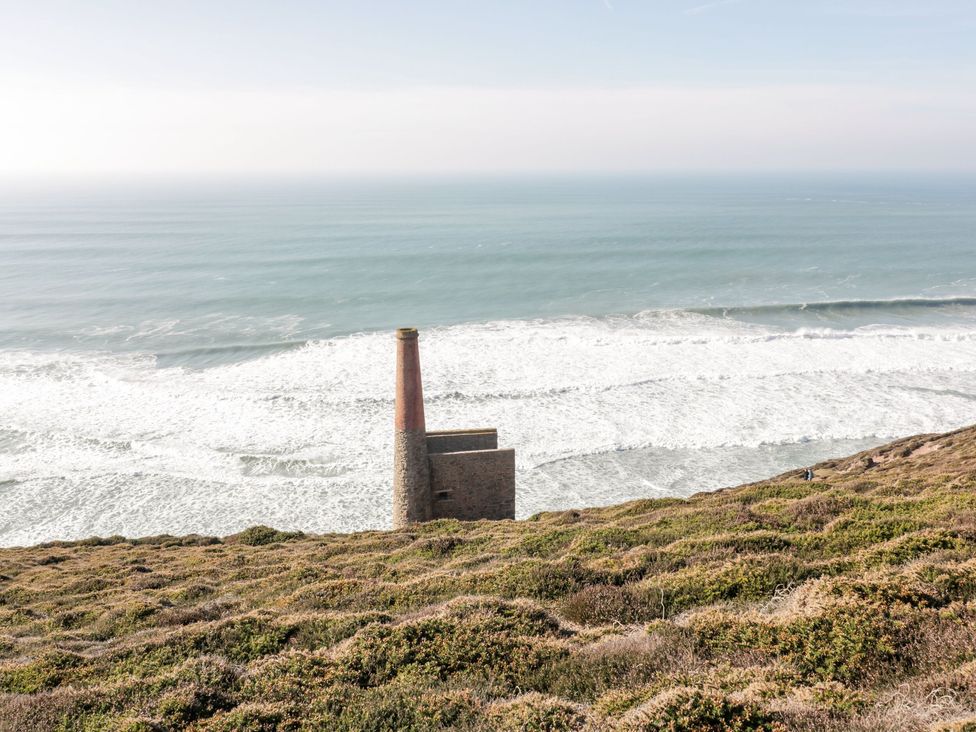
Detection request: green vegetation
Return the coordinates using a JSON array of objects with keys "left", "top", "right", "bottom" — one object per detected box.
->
[{"left": 3, "top": 427, "right": 976, "bottom": 730}]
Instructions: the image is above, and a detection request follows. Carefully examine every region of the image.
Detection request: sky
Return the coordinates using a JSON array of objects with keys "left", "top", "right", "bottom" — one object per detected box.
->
[{"left": 1, "top": 0, "right": 975, "bottom": 177}]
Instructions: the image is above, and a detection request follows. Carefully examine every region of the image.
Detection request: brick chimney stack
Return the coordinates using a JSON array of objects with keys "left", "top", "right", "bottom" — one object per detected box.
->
[{"left": 392, "top": 327, "right": 430, "bottom": 527}]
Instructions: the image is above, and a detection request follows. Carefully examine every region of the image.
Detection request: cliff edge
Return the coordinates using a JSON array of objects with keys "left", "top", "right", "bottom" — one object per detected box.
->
[{"left": 3, "top": 427, "right": 976, "bottom": 731}]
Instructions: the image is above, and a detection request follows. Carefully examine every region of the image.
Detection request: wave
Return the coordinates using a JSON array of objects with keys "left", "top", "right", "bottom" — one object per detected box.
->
[
  {"left": 3, "top": 311, "right": 976, "bottom": 545},
  {"left": 238, "top": 453, "right": 353, "bottom": 478},
  {"left": 690, "top": 296, "right": 976, "bottom": 318},
  {"left": 153, "top": 339, "right": 311, "bottom": 368},
  {"left": 20, "top": 296, "right": 974, "bottom": 371}
]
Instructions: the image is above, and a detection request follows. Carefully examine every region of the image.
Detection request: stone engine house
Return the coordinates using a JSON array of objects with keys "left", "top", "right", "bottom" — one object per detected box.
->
[{"left": 392, "top": 328, "right": 515, "bottom": 528}]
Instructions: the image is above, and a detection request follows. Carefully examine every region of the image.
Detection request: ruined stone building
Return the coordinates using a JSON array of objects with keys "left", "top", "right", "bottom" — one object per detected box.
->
[{"left": 392, "top": 328, "right": 515, "bottom": 528}]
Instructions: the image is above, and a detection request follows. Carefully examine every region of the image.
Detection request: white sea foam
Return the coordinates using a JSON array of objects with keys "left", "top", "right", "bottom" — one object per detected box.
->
[{"left": 2, "top": 311, "right": 976, "bottom": 545}]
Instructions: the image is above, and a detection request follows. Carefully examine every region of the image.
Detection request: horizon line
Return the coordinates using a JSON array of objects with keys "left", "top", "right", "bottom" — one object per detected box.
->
[{"left": 3, "top": 169, "right": 976, "bottom": 185}]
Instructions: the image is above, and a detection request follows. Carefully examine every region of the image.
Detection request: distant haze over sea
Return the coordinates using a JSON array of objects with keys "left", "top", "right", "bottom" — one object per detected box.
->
[{"left": 2, "top": 174, "right": 976, "bottom": 545}]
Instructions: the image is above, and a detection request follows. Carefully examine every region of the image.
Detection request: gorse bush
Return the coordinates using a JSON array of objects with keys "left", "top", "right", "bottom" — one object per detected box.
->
[
  {"left": 227, "top": 526, "right": 305, "bottom": 547},
  {"left": 3, "top": 427, "right": 976, "bottom": 730},
  {"left": 619, "top": 689, "right": 784, "bottom": 732}
]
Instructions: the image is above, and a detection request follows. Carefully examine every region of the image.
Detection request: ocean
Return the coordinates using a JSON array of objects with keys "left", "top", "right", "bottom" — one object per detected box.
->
[{"left": 2, "top": 174, "right": 976, "bottom": 546}]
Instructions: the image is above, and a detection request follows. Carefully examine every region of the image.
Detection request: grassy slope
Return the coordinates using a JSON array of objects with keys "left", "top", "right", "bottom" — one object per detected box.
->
[{"left": 3, "top": 428, "right": 976, "bottom": 731}]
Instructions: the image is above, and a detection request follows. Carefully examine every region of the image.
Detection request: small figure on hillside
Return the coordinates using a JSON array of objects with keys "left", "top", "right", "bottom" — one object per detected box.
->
[{"left": 803, "top": 468, "right": 814, "bottom": 481}]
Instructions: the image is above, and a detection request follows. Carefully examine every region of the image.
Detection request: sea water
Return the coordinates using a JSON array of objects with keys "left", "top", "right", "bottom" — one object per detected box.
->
[{"left": 2, "top": 174, "right": 975, "bottom": 546}]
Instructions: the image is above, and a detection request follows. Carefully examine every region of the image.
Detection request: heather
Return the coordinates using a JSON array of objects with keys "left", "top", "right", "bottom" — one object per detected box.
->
[{"left": 3, "top": 428, "right": 976, "bottom": 731}]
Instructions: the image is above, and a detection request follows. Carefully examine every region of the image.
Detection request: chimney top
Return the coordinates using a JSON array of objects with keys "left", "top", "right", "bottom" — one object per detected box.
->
[{"left": 396, "top": 327, "right": 419, "bottom": 340}]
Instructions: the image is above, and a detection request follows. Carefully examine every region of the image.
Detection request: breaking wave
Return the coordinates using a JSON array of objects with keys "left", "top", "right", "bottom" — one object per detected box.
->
[{"left": 692, "top": 295, "right": 976, "bottom": 317}]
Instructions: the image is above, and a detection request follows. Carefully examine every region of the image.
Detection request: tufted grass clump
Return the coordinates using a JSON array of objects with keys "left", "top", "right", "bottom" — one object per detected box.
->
[
  {"left": 226, "top": 526, "right": 305, "bottom": 547},
  {"left": 3, "top": 426, "right": 976, "bottom": 729}
]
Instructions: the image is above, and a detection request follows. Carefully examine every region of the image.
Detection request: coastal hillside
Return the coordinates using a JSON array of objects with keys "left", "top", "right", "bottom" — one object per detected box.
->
[{"left": 3, "top": 428, "right": 976, "bottom": 731}]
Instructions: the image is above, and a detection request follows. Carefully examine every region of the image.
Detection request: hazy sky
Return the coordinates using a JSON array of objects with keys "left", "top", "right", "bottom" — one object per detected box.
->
[{"left": 1, "top": 0, "right": 975, "bottom": 176}]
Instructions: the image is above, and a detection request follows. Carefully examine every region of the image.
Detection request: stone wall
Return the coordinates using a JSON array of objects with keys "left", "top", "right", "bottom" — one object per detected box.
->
[
  {"left": 392, "top": 428, "right": 431, "bottom": 528},
  {"left": 428, "top": 448, "right": 516, "bottom": 521}
]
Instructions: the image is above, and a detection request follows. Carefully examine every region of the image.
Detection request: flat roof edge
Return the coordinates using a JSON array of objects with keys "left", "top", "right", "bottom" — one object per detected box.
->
[
  {"left": 428, "top": 447, "right": 514, "bottom": 457},
  {"left": 426, "top": 428, "right": 497, "bottom": 436}
]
